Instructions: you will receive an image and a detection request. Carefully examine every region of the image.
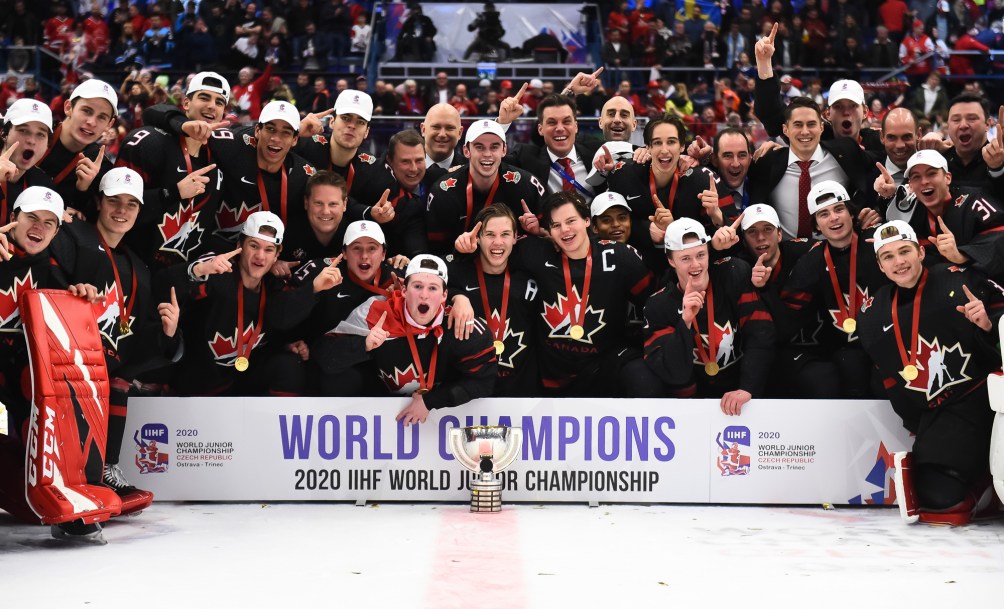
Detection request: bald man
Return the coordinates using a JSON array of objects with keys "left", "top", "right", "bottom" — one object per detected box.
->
[
  {"left": 421, "top": 103, "right": 464, "bottom": 187},
  {"left": 873, "top": 107, "right": 921, "bottom": 217}
]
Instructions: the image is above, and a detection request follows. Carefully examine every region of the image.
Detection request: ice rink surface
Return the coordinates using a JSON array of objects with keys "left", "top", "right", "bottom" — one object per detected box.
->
[{"left": 1, "top": 502, "right": 1002, "bottom": 608}]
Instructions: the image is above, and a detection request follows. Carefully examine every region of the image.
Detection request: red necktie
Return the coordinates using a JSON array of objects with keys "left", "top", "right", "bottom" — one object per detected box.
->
[
  {"left": 559, "top": 157, "right": 576, "bottom": 192},
  {"left": 796, "top": 160, "right": 812, "bottom": 238}
]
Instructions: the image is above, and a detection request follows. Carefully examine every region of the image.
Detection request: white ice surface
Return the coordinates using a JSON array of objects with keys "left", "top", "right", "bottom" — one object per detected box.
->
[{"left": 1, "top": 502, "right": 1002, "bottom": 608}]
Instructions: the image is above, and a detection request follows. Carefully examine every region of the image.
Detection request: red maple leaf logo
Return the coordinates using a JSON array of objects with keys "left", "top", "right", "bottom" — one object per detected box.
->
[
  {"left": 901, "top": 336, "right": 972, "bottom": 400},
  {"left": 379, "top": 364, "right": 421, "bottom": 392},
  {"left": 313, "top": 134, "right": 328, "bottom": 145},
  {"left": 92, "top": 282, "right": 133, "bottom": 349},
  {"left": 216, "top": 201, "right": 260, "bottom": 232},
  {"left": 954, "top": 194, "right": 967, "bottom": 207},
  {"left": 613, "top": 161, "right": 625, "bottom": 171},
  {"left": 828, "top": 285, "right": 874, "bottom": 338},
  {"left": 441, "top": 177, "right": 458, "bottom": 190},
  {"left": 0, "top": 270, "right": 35, "bottom": 331},
  {"left": 947, "top": 265, "right": 963, "bottom": 272},
  {"left": 243, "top": 133, "right": 258, "bottom": 148},
  {"left": 502, "top": 170, "right": 520, "bottom": 184},
  {"left": 159, "top": 201, "right": 204, "bottom": 260},
  {"left": 541, "top": 287, "right": 605, "bottom": 343},
  {"left": 358, "top": 153, "right": 375, "bottom": 164},
  {"left": 208, "top": 325, "right": 265, "bottom": 366},
  {"left": 304, "top": 164, "right": 316, "bottom": 176}
]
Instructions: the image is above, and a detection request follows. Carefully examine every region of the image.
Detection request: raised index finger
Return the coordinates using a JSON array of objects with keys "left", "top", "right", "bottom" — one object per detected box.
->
[
  {"left": 95, "top": 145, "right": 105, "bottom": 165},
  {"left": 521, "top": 199, "right": 532, "bottom": 215},
  {"left": 471, "top": 221, "right": 483, "bottom": 236},
  {"left": 998, "top": 106, "right": 1004, "bottom": 145},
  {"left": 730, "top": 211, "right": 745, "bottom": 231},
  {"left": 937, "top": 215, "right": 952, "bottom": 233},
  {"left": 315, "top": 108, "right": 336, "bottom": 118},
  {"left": 590, "top": 66, "right": 605, "bottom": 80},
  {"left": 0, "top": 141, "right": 19, "bottom": 161},
  {"left": 962, "top": 284, "right": 979, "bottom": 302},
  {"left": 170, "top": 286, "right": 178, "bottom": 306},
  {"left": 653, "top": 193, "right": 665, "bottom": 209},
  {"left": 209, "top": 120, "right": 231, "bottom": 131},
  {"left": 0, "top": 221, "right": 18, "bottom": 233},
  {"left": 875, "top": 161, "right": 892, "bottom": 180},
  {"left": 514, "top": 82, "right": 528, "bottom": 100},
  {"left": 225, "top": 247, "right": 243, "bottom": 260},
  {"left": 193, "top": 163, "right": 218, "bottom": 176},
  {"left": 329, "top": 254, "right": 344, "bottom": 267},
  {"left": 768, "top": 22, "right": 778, "bottom": 43},
  {"left": 374, "top": 311, "right": 387, "bottom": 329},
  {"left": 756, "top": 252, "right": 768, "bottom": 267}
]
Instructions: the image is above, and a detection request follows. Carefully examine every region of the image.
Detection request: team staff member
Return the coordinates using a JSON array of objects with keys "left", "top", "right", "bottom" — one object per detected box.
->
[
  {"left": 117, "top": 72, "right": 229, "bottom": 271},
  {"left": 859, "top": 220, "right": 1002, "bottom": 526},
  {"left": 37, "top": 79, "right": 117, "bottom": 220},
  {"left": 607, "top": 115, "right": 734, "bottom": 274},
  {"left": 367, "top": 129, "right": 429, "bottom": 258},
  {"left": 278, "top": 170, "right": 351, "bottom": 272},
  {"left": 1, "top": 99, "right": 57, "bottom": 219},
  {"left": 780, "top": 181, "right": 888, "bottom": 398},
  {"left": 331, "top": 255, "right": 497, "bottom": 425},
  {"left": 643, "top": 218, "right": 775, "bottom": 415},
  {"left": 451, "top": 204, "right": 540, "bottom": 396},
  {"left": 168, "top": 212, "right": 343, "bottom": 396},
  {"left": 426, "top": 119, "right": 545, "bottom": 255}
]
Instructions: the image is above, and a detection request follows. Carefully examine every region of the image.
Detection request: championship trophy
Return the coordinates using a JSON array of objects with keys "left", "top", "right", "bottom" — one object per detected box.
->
[{"left": 448, "top": 426, "right": 522, "bottom": 512}]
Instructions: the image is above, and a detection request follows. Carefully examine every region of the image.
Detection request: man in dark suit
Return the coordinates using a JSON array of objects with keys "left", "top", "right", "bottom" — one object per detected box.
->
[{"left": 420, "top": 103, "right": 465, "bottom": 189}]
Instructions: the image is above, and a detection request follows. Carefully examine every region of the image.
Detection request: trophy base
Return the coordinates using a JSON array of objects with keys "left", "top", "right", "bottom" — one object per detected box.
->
[{"left": 470, "top": 479, "right": 503, "bottom": 513}]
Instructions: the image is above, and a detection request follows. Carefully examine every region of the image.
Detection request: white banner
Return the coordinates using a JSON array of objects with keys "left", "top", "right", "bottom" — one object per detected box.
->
[{"left": 121, "top": 398, "right": 912, "bottom": 505}]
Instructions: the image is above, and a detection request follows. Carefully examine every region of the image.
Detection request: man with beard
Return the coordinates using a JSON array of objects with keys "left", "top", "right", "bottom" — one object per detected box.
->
[{"left": 0, "top": 99, "right": 56, "bottom": 218}]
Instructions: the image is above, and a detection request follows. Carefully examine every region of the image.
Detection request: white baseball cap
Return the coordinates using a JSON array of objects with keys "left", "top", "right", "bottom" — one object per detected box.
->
[
  {"left": 529, "top": 78, "right": 544, "bottom": 89},
  {"left": 873, "top": 220, "right": 918, "bottom": 254},
  {"left": 99, "top": 167, "right": 144, "bottom": 204},
  {"left": 334, "top": 89, "right": 373, "bottom": 122},
  {"left": 740, "top": 204, "right": 781, "bottom": 231},
  {"left": 242, "top": 210, "right": 285, "bottom": 244},
  {"left": 343, "top": 220, "right": 386, "bottom": 247},
  {"left": 590, "top": 191, "right": 631, "bottom": 217},
  {"left": 259, "top": 100, "right": 300, "bottom": 131},
  {"left": 187, "top": 71, "right": 231, "bottom": 102},
  {"left": 14, "top": 186, "right": 65, "bottom": 225},
  {"left": 828, "top": 79, "right": 865, "bottom": 105},
  {"left": 464, "top": 119, "right": 507, "bottom": 145},
  {"left": 70, "top": 79, "right": 118, "bottom": 116},
  {"left": 807, "top": 180, "right": 851, "bottom": 215},
  {"left": 3, "top": 98, "right": 53, "bottom": 131},
  {"left": 664, "top": 218, "right": 710, "bottom": 251},
  {"left": 406, "top": 254, "right": 449, "bottom": 285},
  {"left": 905, "top": 149, "right": 949, "bottom": 178}
]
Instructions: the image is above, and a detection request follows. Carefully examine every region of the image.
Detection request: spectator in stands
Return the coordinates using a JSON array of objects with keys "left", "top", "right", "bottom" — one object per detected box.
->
[
  {"left": 288, "top": 0, "right": 315, "bottom": 60},
  {"left": 614, "top": 80, "right": 646, "bottom": 118},
  {"left": 318, "top": 0, "right": 353, "bottom": 63},
  {"left": 900, "top": 19, "right": 935, "bottom": 87},
  {"left": 424, "top": 72, "right": 451, "bottom": 109},
  {"left": 607, "top": 0, "right": 630, "bottom": 39},
  {"left": 396, "top": 2, "right": 437, "bottom": 62},
  {"left": 666, "top": 83, "right": 694, "bottom": 118},
  {"left": 261, "top": 7, "right": 288, "bottom": 40},
  {"left": 351, "top": 14, "right": 371, "bottom": 54},
  {"left": 836, "top": 35, "right": 866, "bottom": 77},
  {"left": 911, "top": 72, "right": 950, "bottom": 123},
  {"left": 926, "top": 1, "right": 962, "bottom": 40},
  {"left": 662, "top": 21, "right": 693, "bottom": 67},
  {"left": 449, "top": 85, "right": 478, "bottom": 117},
  {"left": 601, "top": 29, "right": 632, "bottom": 88},
  {"left": 871, "top": 25, "right": 900, "bottom": 68},
  {"left": 44, "top": 2, "right": 74, "bottom": 55},
  {"left": 478, "top": 89, "right": 500, "bottom": 117},
  {"left": 879, "top": 0, "right": 911, "bottom": 44},
  {"left": 779, "top": 75, "right": 802, "bottom": 105},
  {"left": 398, "top": 79, "right": 425, "bottom": 116},
  {"left": 298, "top": 21, "right": 330, "bottom": 71},
  {"left": 309, "top": 77, "right": 330, "bottom": 115},
  {"left": 374, "top": 81, "right": 399, "bottom": 117},
  {"left": 6, "top": 0, "right": 41, "bottom": 46},
  {"left": 950, "top": 27, "right": 991, "bottom": 78},
  {"left": 723, "top": 22, "right": 748, "bottom": 70}
]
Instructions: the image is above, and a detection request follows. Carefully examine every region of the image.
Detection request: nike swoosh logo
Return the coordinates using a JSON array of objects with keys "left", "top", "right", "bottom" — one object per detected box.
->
[
  {"left": 793, "top": 354, "right": 803, "bottom": 361},
  {"left": 177, "top": 166, "right": 187, "bottom": 173},
  {"left": 545, "top": 261, "right": 557, "bottom": 268},
  {"left": 336, "top": 293, "right": 350, "bottom": 299},
  {"left": 240, "top": 177, "right": 255, "bottom": 185},
  {"left": 465, "top": 286, "right": 478, "bottom": 292},
  {"left": 626, "top": 195, "right": 642, "bottom": 200},
  {"left": 883, "top": 323, "right": 894, "bottom": 332},
  {"left": 677, "top": 308, "right": 684, "bottom": 315}
]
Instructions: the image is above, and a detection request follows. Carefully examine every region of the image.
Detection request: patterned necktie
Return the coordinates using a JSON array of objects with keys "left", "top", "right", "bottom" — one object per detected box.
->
[
  {"left": 559, "top": 157, "right": 576, "bottom": 192},
  {"left": 796, "top": 160, "right": 813, "bottom": 238}
]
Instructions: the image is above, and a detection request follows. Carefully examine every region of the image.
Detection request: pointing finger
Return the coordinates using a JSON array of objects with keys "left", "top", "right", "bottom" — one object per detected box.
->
[
  {"left": 95, "top": 145, "right": 105, "bottom": 166},
  {"left": 514, "top": 82, "right": 528, "bottom": 100},
  {"left": 603, "top": 144, "right": 612, "bottom": 163},
  {"left": 590, "top": 66, "right": 605, "bottom": 80},
  {"left": 653, "top": 193, "right": 665, "bottom": 209},
  {"left": 170, "top": 286, "right": 178, "bottom": 307},
  {"left": 0, "top": 141, "right": 19, "bottom": 161},
  {"left": 730, "top": 212, "right": 745, "bottom": 231},
  {"left": 768, "top": 22, "right": 778, "bottom": 43},
  {"left": 876, "top": 161, "right": 892, "bottom": 181},
  {"left": 193, "top": 163, "right": 218, "bottom": 176},
  {"left": 999, "top": 106, "right": 1004, "bottom": 146},
  {"left": 0, "top": 221, "right": 18, "bottom": 233},
  {"left": 756, "top": 252, "right": 768, "bottom": 267},
  {"left": 209, "top": 120, "right": 231, "bottom": 131},
  {"left": 378, "top": 188, "right": 391, "bottom": 206},
  {"left": 522, "top": 199, "right": 532, "bottom": 215},
  {"left": 708, "top": 178, "right": 717, "bottom": 194},
  {"left": 937, "top": 215, "right": 952, "bottom": 234},
  {"left": 962, "top": 284, "right": 979, "bottom": 303},
  {"left": 374, "top": 311, "right": 387, "bottom": 330},
  {"left": 225, "top": 247, "right": 243, "bottom": 260},
  {"left": 315, "top": 108, "right": 335, "bottom": 118},
  {"left": 329, "top": 254, "right": 343, "bottom": 267},
  {"left": 471, "top": 221, "right": 483, "bottom": 236}
]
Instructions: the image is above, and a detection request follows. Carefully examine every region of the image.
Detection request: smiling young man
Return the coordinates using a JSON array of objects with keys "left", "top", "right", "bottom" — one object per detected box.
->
[
  {"left": 0, "top": 99, "right": 57, "bottom": 219},
  {"left": 117, "top": 72, "right": 229, "bottom": 271},
  {"left": 858, "top": 220, "right": 1003, "bottom": 526},
  {"left": 426, "top": 119, "right": 544, "bottom": 255}
]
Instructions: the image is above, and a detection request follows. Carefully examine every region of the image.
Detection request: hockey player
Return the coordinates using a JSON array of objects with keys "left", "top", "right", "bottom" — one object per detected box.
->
[
  {"left": 331, "top": 254, "right": 497, "bottom": 424},
  {"left": 643, "top": 218, "right": 775, "bottom": 414},
  {"left": 590, "top": 191, "right": 632, "bottom": 245},
  {"left": 451, "top": 203, "right": 540, "bottom": 396},
  {"left": 36, "top": 79, "right": 117, "bottom": 219},
  {"left": 859, "top": 220, "right": 1002, "bottom": 525},
  {"left": 1, "top": 98, "right": 57, "bottom": 218},
  {"left": 426, "top": 119, "right": 545, "bottom": 255},
  {"left": 780, "top": 181, "right": 889, "bottom": 398},
  {"left": 116, "top": 71, "right": 228, "bottom": 271}
]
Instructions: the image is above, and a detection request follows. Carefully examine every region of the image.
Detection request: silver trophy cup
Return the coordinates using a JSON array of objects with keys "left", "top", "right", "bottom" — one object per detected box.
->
[{"left": 448, "top": 426, "right": 522, "bottom": 512}]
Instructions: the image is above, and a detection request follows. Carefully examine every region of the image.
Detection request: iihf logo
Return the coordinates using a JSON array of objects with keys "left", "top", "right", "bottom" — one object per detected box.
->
[
  {"left": 716, "top": 425, "right": 751, "bottom": 476},
  {"left": 135, "top": 423, "right": 169, "bottom": 474}
]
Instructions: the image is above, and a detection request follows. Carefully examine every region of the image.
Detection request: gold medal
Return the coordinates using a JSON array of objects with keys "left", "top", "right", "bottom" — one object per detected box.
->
[
  {"left": 570, "top": 325, "right": 584, "bottom": 340},
  {"left": 901, "top": 365, "right": 918, "bottom": 381},
  {"left": 493, "top": 340, "right": 505, "bottom": 355},
  {"left": 416, "top": 388, "right": 429, "bottom": 395},
  {"left": 119, "top": 321, "right": 130, "bottom": 334},
  {"left": 234, "top": 356, "right": 249, "bottom": 372},
  {"left": 842, "top": 318, "right": 856, "bottom": 334},
  {"left": 705, "top": 362, "right": 720, "bottom": 376}
]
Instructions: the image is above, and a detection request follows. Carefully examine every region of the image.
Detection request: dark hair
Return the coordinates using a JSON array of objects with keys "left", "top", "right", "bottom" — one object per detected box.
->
[
  {"left": 541, "top": 191, "right": 589, "bottom": 226},
  {"left": 712, "top": 126, "right": 753, "bottom": 155},
  {"left": 947, "top": 92, "right": 989, "bottom": 120},
  {"left": 386, "top": 129, "right": 425, "bottom": 161},
  {"left": 473, "top": 202, "right": 517, "bottom": 235},
  {"left": 644, "top": 114, "right": 690, "bottom": 148},
  {"left": 536, "top": 94, "right": 577, "bottom": 125},
  {"left": 305, "top": 170, "right": 347, "bottom": 200},
  {"left": 783, "top": 97, "right": 822, "bottom": 123}
]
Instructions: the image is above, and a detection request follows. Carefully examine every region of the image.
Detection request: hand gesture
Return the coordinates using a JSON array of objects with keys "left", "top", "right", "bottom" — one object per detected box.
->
[
  {"left": 648, "top": 193, "right": 674, "bottom": 231},
  {"left": 751, "top": 252, "right": 773, "bottom": 288},
  {"left": 158, "top": 287, "right": 180, "bottom": 338},
  {"left": 753, "top": 140, "right": 782, "bottom": 162},
  {"left": 0, "top": 142, "right": 19, "bottom": 183},
  {"left": 632, "top": 146, "right": 651, "bottom": 165},
  {"left": 312, "top": 255, "right": 344, "bottom": 293},
  {"left": 389, "top": 271, "right": 404, "bottom": 293},
  {"left": 75, "top": 146, "right": 104, "bottom": 192},
  {"left": 594, "top": 145, "right": 616, "bottom": 174},
  {"left": 387, "top": 254, "right": 410, "bottom": 269},
  {"left": 498, "top": 82, "right": 528, "bottom": 124},
  {"left": 454, "top": 221, "right": 482, "bottom": 254},
  {"left": 565, "top": 67, "right": 604, "bottom": 96},
  {"left": 935, "top": 216, "right": 967, "bottom": 264},
  {"left": 754, "top": 23, "right": 778, "bottom": 75},
  {"left": 700, "top": 177, "right": 722, "bottom": 226},
  {"left": 193, "top": 248, "right": 242, "bottom": 277},
  {"left": 270, "top": 259, "right": 301, "bottom": 279},
  {"left": 178, "top": 163, "right": 217, "bottom": 199},
  {"left": 182, "top": 119, "right": 230, "bottom": 145},
  {"left": 874, "top": 161, "right": 898, "bottom": 199},
  {"left": 680, "top": 277, "right": 705, "bottom": 325},
  {"left": 299, "top": 108, "right": 334, "bottom": 137},
  {"left": 917, "top": 132, "right": 953, "bottom": 153},
  {"left": 982, "top": 106, "right": 1004, "bottom": 170},
  {"left": 447, "top": 294, "right": 475, "bottom": 340},
  {"left": 519, "top": 199, "right": 546, "bottom": 237},
  {"left": 687, "top": 136, "right": 712, "bottom": 164},
  {"left": 0, "top": 221, "right": 17, "bottom": 262},
  {"left": 957, "top": 284, "right": 992, "bottom": 331},
  {"left": 712, "top": 212, "right": 744, "bottom": 251},
  {"left": 287, "top": 339, "right": 310, "bottom": 361},
  {"left": 371, "top": 189, "right": 395, "bottom": 224},
  {"left": 396, "top": 392, "right": 430, "bottom": 426},
  {"left": 857, "top": 207, "right": 882, "bottom": 230},
  {"left": 68, "top": 283, "right": 102, "bottom": 303},
  {"left": 366, "top": 311, "right": 389, "bottom": 351}
]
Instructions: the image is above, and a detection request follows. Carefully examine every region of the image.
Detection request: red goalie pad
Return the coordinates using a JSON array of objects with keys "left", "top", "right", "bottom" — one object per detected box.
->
[{"left": 21, "top": 290, "right": 121, "bottom": 525}]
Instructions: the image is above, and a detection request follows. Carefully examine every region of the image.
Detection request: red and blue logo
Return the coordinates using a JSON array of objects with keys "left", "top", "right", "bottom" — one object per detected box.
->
[
  {"left": 848, "top": 442, "right": 897, "bottom": 505},
  {"left": 135, "top": 423, "right": 169, "bottom": 474},
  {"left": 716, "top": 425, "right": 751, "bottom": 476}
]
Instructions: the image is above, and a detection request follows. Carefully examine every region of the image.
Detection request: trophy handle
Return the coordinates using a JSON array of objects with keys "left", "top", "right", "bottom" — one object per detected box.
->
[
  {"left": 492, "top": 428, "right": 522, "bottom": 472},
  {"left": 447, "top": 428, "right": 480, "bottom": 470}
]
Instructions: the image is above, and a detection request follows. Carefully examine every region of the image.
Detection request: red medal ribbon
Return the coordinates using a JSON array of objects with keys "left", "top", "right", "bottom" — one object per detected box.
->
[
  {"left": 649, "top": 167, "right": 680, "bottom": 213},
  {"left": 179, "top": 136, "right": 213, "bottom": 210},
  {"left": 892, "top": 268, "right": 928, "bottom": 372},
  {"left": 256, "top": 165, "right": 288, "bottom": 223},
  {"left": 465, "top": 171, "right": 500, "bottom": 232},
  {"left": 235, "top": 279, "right": 267, "bottom": 363},
  {"left": 561, "top": 244, "right": 593, "bottom": 332},
  {"left": 691, "top": 280, "right": 717, "bottom": 366},
  {"left": 475, "top": 257, "right": 511, "bottom": 343},
  {"left": 349, "top": 266, "right": 392, "bottom": 296},
  {"left": 96, "top": 232, "right": 138, "bottom": 331},
  {"left": 823, "top": 232, "right": 859, "bottom": 326},
  {"left": 405, "top": 326, "right": 439, "bottom": 393}
]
